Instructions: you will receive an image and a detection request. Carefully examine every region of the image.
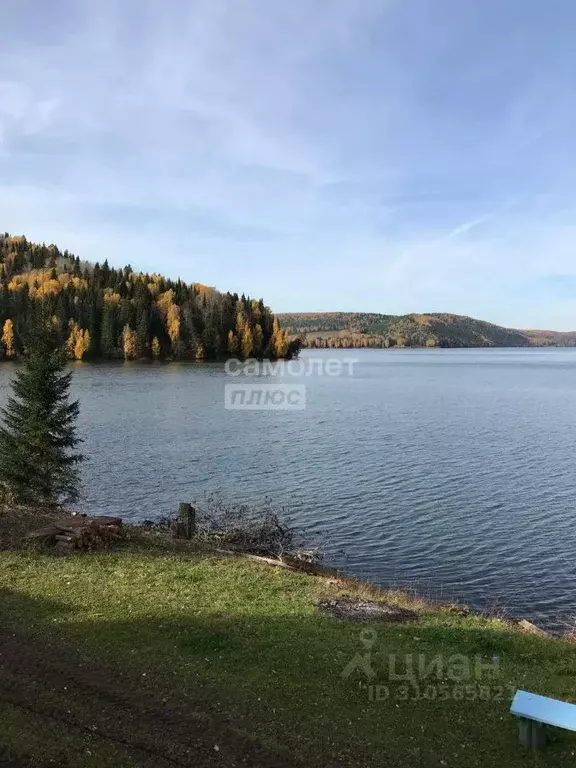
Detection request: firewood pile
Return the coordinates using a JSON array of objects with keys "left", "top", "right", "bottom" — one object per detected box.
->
[{"left": 27, "top": 515, "right": 124, "bottom": 553}]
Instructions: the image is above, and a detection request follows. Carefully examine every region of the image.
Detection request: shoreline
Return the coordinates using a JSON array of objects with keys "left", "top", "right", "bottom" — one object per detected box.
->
[
  {"left": 2, "top": 505, "right": 576, "bottom": 766},
  {"left": 1, "top": 345, "right": 576, "bottom": 368},
  {"left": 1, "top": 505, "right": 560, "bottom": 638}
]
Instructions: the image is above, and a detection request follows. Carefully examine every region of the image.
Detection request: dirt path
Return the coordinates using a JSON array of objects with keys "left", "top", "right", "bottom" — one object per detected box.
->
[
  {"left": 0, "top": 751, "right": 29, "bottom": 768},
  {"left": 0, "top": 628, "right": 301, "bottom": 768}
]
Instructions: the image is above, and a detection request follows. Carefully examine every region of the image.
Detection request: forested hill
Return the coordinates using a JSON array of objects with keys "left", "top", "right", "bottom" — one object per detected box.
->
[
  {"left": 277, "top": 312, "right": 576, "bottom": 349},
  {"left": 0, "top": 234, "right": 298, "bottom": 361}
]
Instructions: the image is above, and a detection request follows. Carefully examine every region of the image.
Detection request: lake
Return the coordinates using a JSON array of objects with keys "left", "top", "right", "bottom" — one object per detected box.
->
[{"left": 1, "top": 348, "right": 575, "bottom": 629}]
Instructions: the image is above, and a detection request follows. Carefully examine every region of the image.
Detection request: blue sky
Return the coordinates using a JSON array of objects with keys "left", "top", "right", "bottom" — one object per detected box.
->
[{"left": 1, "top": 0, "right": 575, "bottom": 329}]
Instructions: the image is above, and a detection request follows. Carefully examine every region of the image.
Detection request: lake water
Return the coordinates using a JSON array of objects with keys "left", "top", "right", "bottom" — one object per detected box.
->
[{"left": 1, "top": 348, "right": 575, "bottom": 628}]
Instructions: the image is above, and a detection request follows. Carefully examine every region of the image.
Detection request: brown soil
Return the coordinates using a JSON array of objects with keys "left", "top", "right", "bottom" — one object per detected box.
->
[
  {"left": 0, "top": 751, "right": 29, "bottom": 768},
  {"left": 0, "top": 628, "right": 301, "bottom": 768}
]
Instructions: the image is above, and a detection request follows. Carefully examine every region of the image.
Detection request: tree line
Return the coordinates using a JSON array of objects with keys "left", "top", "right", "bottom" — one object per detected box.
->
[
  {"left": 0, "top": 234, "right": 300, "bottom": 362},
  {"left": 279, "top": 312, "right": 535, "bottom": 349},
  {"left": 303, "top": 333, "right": 429, "bottom": 349}
]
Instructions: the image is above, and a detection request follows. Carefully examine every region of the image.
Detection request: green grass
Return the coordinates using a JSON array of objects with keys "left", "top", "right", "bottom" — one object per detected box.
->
[
  {"left": 0, "top": 700, "right": 136, "bottom": 767},
  {"left": 1, "top": 521, "right": 576, "bottom": 766}
]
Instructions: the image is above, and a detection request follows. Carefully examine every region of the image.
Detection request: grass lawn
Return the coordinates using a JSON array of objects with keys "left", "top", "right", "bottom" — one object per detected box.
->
[{"left": 1, "top": 512, "right": 576, "bottom": 766}]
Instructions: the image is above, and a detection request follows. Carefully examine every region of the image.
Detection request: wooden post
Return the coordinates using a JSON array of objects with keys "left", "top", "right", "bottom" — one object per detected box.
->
[
  {"left": 530, "top": 722, "right": 546, "bottom": 750},
  {"left": 178, "top": 503, "right": 196, "bottom": 539},
  {"left": 518, "top": 719, "right": 546, "bottom": 750},
  {"left": 518, "top": 718, "right": 531, "bottom": 748}
]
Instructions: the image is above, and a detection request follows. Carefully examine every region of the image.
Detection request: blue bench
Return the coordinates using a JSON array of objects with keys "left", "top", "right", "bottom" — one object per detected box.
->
[{"left": 510, "top": 689, "right": 576, "bottom": 749}]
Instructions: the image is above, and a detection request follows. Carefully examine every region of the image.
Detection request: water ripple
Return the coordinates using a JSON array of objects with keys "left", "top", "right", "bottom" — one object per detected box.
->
[{"left": 1, "top": 348, "right": 575, "bottom": 628}]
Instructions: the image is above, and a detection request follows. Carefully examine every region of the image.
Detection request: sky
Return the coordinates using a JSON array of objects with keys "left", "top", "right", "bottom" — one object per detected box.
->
[{"left": 1, "top": 0, "right": 576, "bottom": 329}]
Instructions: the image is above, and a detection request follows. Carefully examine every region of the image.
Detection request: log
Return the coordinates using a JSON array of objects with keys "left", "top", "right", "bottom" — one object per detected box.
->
[
  {"left": 91, "top": 516, "right": 123, "bottom": 527},
  {"left": 26, "top": 526, "right": 63, "bottom": 542},
  {"left": 178, "top": 503, "right": 196, "bottom": 539},
  {"left": 56, "top": 515, "right": 123, "bottom": 529},
  {"left": 518, "top": 619, "right": 549, "bottom": 637},
  {"left": 55, "top": 518, "right": 88, "bottom": 529},
  {"left": 282, "top": 554, "right": 338, "bottom": 577},
  {"left": 27, "top": 515, "right": 124, "bottom": 553},
  {"left": 213, "top": 549, "right": 336, "bottom": 576},
  {"left": 214, "top": 549, "right": 296, "bottom": 570},
  {"left": 54, "top": 541, "right": 75, "bottom": 551}
]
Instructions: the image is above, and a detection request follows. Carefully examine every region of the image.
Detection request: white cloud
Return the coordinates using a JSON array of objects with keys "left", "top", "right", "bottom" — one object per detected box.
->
[
  {"left": 0, "top": 81, "right": 59, "bottom": 150},
  {"left": 1, "top": 0, "right": 576, "bottom": 329},
  {"left": 444, "top": 215, "right": 493, "bottom": 241}
]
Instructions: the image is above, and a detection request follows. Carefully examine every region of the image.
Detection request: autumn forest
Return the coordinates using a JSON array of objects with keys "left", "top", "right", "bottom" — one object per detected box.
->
[{"left": 0, "top": 234, "right": 300, "bottom": 362}]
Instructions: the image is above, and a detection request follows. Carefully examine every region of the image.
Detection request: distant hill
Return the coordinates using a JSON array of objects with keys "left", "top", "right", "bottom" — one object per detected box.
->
[
  {"left": 523, "top": 329, "right": 576, "bottom": 346},
  {"left": 277, "top": 312, "right": 576, "bottom": 349}
]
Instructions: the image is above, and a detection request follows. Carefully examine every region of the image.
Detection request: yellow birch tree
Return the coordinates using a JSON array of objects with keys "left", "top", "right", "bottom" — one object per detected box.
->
[
  {"left": 167, "top": 303, "right": 181, "bottom": 344},
  {"left": 74, "top": 330, "right": 91, "bottom": 361},
  {"left": 235, "top": 311, "right": 245, "bottom": 338},
  {"left": 241, "top": 325, "right": 253, "bottom": 359},
  {"left": 2, "top": 319, "right": 14, "bottom": 358},
  {"left": 66, "top": 321, "right": 79, "bottom": 358},
  {"left": 227, "top": 330, "right": 238, "bottom": 357},
  {"left": 67, "top": 321, "right": 91, "bottom": 360},
  {"left": 272, "top": 317, "right": 289, "bottom": 358},
  {"left": 122, "top": 325, "right": 138, "bottom": 360}
]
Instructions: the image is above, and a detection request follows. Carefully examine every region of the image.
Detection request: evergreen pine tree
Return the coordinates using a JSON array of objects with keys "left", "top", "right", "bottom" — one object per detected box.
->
[
  {"left": 136, "top": 309, "right": 149, "bottom": 357},
  {"left": 100, "top": 303, "right": 117, "bottom": 358},
  {"left": 0, "top": 315, "right": 83, "bottom": 506}
]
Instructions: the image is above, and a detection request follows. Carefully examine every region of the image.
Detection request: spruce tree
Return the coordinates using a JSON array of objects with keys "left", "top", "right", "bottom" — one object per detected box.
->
[
  {"left": 100, "top": 303, "right": 116, "bottom": 358},
  {"left": 0, "top": 315, "right": 83, "bottom": 506},
  {"left": 136, "top": 309, "right": 149, "bottom": 357}
]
